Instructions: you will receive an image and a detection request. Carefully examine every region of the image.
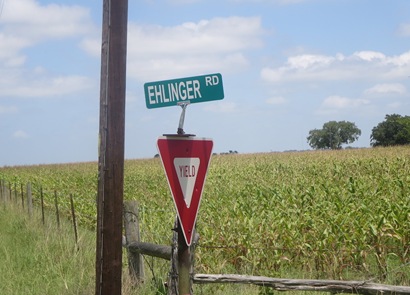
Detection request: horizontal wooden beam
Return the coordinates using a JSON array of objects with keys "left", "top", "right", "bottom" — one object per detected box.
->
[
  {"left": 123, "top": 233, "right": 200, "bottom": 261},
  {"left": 126, "top": 241, "right": 172, "bottom": 260},
  {"left": 193, "top": 274, "right": 410, "bottom": 295}
]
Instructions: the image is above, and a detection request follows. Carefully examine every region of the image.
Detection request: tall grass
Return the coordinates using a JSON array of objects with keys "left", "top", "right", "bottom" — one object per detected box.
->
[
  {"left": 0, "top": 200, "right": 265, "bottom": 294},
  {"left": 0, "top": 202, "right": 95, "bottom": 295}
]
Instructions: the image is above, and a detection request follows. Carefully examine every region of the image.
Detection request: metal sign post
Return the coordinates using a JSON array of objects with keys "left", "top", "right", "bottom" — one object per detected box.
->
[
  {"left": 145, "top": 72, "right": 224, "bottom": 295},
  {"left": 177, "top": 102, "right": 189, "bottom": 135}
]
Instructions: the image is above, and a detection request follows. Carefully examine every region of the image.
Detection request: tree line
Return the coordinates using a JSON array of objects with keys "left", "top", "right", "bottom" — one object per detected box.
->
[{"left": 307, "top": 114, "right": 410, "bottom": 150}]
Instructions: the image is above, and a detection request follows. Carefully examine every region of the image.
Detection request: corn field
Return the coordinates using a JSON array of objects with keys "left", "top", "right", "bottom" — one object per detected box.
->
[{"left": 1, "top": 146, "right": 409, "bottom": 283}]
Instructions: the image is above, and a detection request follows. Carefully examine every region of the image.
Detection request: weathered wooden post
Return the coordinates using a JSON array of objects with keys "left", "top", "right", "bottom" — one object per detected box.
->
[
  {"left": 123, "top": 200, "right": 144, "bottom": 282},
  {"left": 40, "top": 186, "right": 45, "bottom": 225},
  {"left": 7, "top": 182, "right": 11, "bottom": 202},
  {"left": 0, "top": 180, "right": 4, "bottom": 204},
  {"left": 177, "top": 221, "right": 193, "bottom": 295},
  {"left": 54, "top": 190, "right": 60, "bottom": 228},
  {"left": 168, "top": 218, "right": 179, "bottom": 295},
  {"left": 70, "top": 194, "right": 78, "bottom": 247},
  {"left": 14, "top": 182, "right": 17, "bottom": 203},
  {"left": 20, "top": 183, "right": 24, "bottom": 209},
  {"left": 3, "top": 180, "right": 9, "bottom": 203},
  {"left": 26, "top": 182, "right": 33, "bottom": 217},
  {"left": 95, "top": 0, "right": 128, "bottom": 293},
  {"left": 0, "top": 180, "right": 3, "bottom": 203},
  {"left": 168, "top": 219, "right": 199, "bottom": 295}
]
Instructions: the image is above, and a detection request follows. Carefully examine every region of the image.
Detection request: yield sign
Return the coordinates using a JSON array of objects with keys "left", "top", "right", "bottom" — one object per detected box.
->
[{"left": 157, "top": 136, "right": 213, "bottom": 246}]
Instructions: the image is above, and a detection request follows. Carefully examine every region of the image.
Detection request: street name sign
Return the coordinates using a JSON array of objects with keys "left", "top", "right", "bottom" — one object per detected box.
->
[
  {"left": 157, "top": 136, "right": 213, "bottom": 245},
  {"left": 145, "top": 73, "right": 224, "bottom": 109}
]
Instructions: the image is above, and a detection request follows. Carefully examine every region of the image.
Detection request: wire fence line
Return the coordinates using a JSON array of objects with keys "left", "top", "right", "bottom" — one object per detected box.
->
[
  {"left": 0, "top": 179, "right": 79, "bottom": 246},
  {"left": 1, "top": 178, "right": 409, "bottom": 257},
  {"left": 1, "top": 178, "right": 410, "bottom": 285}
]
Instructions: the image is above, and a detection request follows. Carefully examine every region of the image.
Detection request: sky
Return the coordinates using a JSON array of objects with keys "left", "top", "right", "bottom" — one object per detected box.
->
[{"left": 1, "top": 0, "right": 410, "bottom": 166}]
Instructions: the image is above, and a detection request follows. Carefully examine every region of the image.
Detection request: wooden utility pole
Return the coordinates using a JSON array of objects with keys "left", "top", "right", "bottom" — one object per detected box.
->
[{"left": 95, "top": 0, "right": 128, "bottom": 294}]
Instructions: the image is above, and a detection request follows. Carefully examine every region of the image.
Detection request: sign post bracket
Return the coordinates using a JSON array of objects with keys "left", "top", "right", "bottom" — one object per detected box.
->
[
  {"left": 177, "top": 102, "right": 190, "bottom": 135},
  {"left": 163, "top": 102, "right": 196, "bottom": 137}
]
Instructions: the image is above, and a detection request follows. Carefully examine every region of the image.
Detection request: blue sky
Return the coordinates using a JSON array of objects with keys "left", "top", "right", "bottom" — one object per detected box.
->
[{"left": 1, "top": 0, "right": 409, "bottom": 166}]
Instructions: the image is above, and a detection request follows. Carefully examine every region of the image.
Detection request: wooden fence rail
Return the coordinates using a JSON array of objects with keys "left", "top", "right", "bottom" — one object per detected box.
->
[
  {"left": 193, "top": 274, "right": 410, "bottom": 295},
  {"left": 126, "top": 241, "right": 171, "bottom": 260}
]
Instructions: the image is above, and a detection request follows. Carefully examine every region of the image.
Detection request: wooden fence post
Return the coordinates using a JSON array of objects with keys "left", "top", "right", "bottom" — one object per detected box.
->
[
  {"left": 20, "top": 183, "right": 24, "bottom": 209},
  {"left": 177, "top": 220, "right": 192, "bottom": 295},
  {"left": 54, "top": 190, "right": 60, "bottom": 228},
  {"left": 70, "top": 194, "right": 78, "bottom": 247},
  {"left": 168, "top": 218, "right": 179, "bottom": 295},
  {"left": 14, "top": 182, "right": 17, "bottom": 203},
  {"left": 0, "top": 180, "right": 3, "bottom": 203},
  {"left": 0, "top": 180, "right": 4, "bottom": 204},
  {"left": 6, "top": 180, "right": 10, "bottom": 202},
  {"left": 123, "top": 200, "right": 144, "bottom": 283},
  {"left": 168, "top": 218, "right": 197, "bottom": 295},
  {"left": 26, "top": 182, "right": 33, "bottom": 217},
  {"left": 189, "top": 230, "right": 197, "bottom": 295},
  {"left": 40, "top": 186, "right": 45, "bottom": 225}
]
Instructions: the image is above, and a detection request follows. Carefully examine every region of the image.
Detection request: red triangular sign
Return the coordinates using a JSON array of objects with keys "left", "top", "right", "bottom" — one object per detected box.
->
[{"left": 157, "top": 136, "right": 213, "bottom": 246}]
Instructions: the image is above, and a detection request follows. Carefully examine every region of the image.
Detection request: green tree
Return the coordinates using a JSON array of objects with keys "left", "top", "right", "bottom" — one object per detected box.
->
[
  {"left": 370, "top": 114, "right": 410, "bottom": 147},
  {"left": 307, "top": 121, "right": 361, "bottom": 150}
]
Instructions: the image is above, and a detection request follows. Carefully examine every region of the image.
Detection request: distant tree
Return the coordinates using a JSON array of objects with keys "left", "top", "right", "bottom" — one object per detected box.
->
[
  {"left": 370, "top": 114, "right": 410, "bottom": 147},
  {"left": 220, "top": 150, "right": 239, "bottom": 155},
  {"left": 307, "top": 121, "right": 361, "bottom": 150}
]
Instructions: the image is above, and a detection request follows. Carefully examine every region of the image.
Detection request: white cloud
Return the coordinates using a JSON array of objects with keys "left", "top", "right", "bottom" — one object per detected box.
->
[
  {"left": 13, "top": 130, "right": 29, "bottom": 139},
  {"left": 0, "top": 0, "right": 92, "bottom": 41},
  {"left": 168, "top": 0, "right": 201, "bottom": 3},
  {"left": 261, "top": 50, "right": 410, "bottom": 83},
  {"left": 0, "top": 0, "right": 94, "bottom": 68},
  {"left": 0, "top": 0, "right": 96, "bottom": 99},
  {"left": 124, "top": 16, "right": 264, "bottom": 81},
  {"left": 126, "top": 91, "right": 138, "bottom": 103},
  {"left": 266, "top": 96, "right": 286, "bottom": 105},
  {"left": 229, "top": 0, "right": 308, "bottom": 4},
  {"left": 80, "top": 38, "right": 101, "bottom": 57},
  {"left": 0, "top": 105, "right": 18, "bottom": 114},
  {"left": 287, "top": 54, "right": 335, "bottom": 69},
  {"left": 0, "top": 33, "right": 29, "bottom": 66},
  {"left": 387, "top": 102, "right": 403, "bottom": 109},
  {"left": 322, "top": 96, "right": 370, "bottom": 109},
  {"left": 203, "top": 101, "right": 238, "bottom": 113},
  {"left": 81, "top": 16, "right": 263, "bottom": 81},
  {"left": 131, "top": 16, "right": 263, "bottom": 56},
  {"left": 317, "top": 95, "right": 370, "bottom": 115},
  {"left": 0, "top": 74, "right": 93, "bottom": 98},
  {"left": 353, "top": 51, "right": 385, "bottom": 62},
  {"left": 398, "top": 23, "right": 410, "bottom": 37},
  {"left": 364, "top": 83, "right": 406, "bottom": 96}
]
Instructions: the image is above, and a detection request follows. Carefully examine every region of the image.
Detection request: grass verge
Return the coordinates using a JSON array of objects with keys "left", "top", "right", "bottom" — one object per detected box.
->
[
  {"left": 0, "top": 202, "right": 95, "bottom": 295},
  {"left": 0, "top": 201, "right": 263, "bottom": 295}
]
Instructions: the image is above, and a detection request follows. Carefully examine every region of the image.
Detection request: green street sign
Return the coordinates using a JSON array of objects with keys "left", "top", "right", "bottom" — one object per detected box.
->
[{"left": 144, "top": 73, "right": 224, "bottom": 109}]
